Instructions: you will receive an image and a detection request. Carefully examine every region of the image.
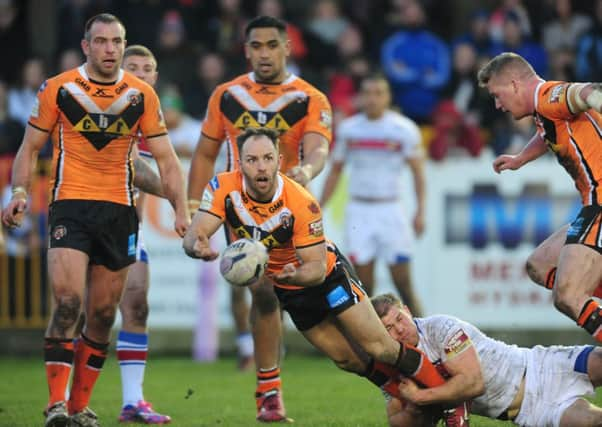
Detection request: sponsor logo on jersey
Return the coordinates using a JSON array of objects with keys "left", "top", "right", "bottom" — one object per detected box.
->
[
  {"left": 444, "top": 329, "right": 472, "bottom": 358},
  {"left": 31, "top": 98, "right": 40, "bottom": 118},
  {"left": 549, "top": 85, "right": 564, "bottom": 103},
  {"left": 38, "top": 80, "right": 48, "bottom": 93},
  {"left": 309, "top": 219, "right": 323, "bottom": 237},
  {"left": 93, "top": 88, "right": 113, "bottom": 98},
  {"left": 200, "top": 189, "right": 214, "bottom": 210},
  {"left": 326, "top": 285, "right": 350, "bottom": 308},
  {"left": 320, "top": 110, "right": 332, "bottom": 129}
]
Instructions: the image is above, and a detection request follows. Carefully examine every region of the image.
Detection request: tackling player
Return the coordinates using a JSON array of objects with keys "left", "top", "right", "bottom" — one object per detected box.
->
[
  {"left": 373, "top": 293, "right": 602, "bottom": 427},
  {"left": 187, "top": 16, "right": 331, "bottom": 421},
  {"left": 479, "top": 52, "right": 602, "bottom": 342},
  {"left": 2, "top": 14, "right": 188, "bottom": 427},
  {"left": 184, "top": 127, "right": 469, "bottom": 426}
]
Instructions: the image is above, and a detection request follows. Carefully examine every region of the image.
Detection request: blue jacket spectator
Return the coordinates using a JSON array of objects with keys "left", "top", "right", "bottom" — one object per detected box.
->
[
  {"left": 380, "top": 0, "right": 450, "bottom": 122},
  {"left": 575, "top": 0, "right": 602, "bottom": 82},
  {"left": 453, "top": 9, "right": 494, "bottom": 57}
]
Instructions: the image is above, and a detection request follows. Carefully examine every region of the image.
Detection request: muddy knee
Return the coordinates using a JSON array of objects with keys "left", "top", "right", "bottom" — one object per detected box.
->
[
  {"left": 252, "top": 286, "right": 279, "bottom": 315},
  {"left": 91, "top": 305, "right": 118, "bottom": 330},
  {"left": 52, "top": 294, "right": 82, "bottom": 332}
]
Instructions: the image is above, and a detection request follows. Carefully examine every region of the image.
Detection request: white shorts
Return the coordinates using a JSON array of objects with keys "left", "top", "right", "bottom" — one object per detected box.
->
[
  {"left": 135, "top": 228, "right": 149, "bottom": 263},
  {"left": 345, "top": 200, "right": 413, "bottom": 265},
  {"left": 514, "top": 345, "right": 595, "bottom": 427}
]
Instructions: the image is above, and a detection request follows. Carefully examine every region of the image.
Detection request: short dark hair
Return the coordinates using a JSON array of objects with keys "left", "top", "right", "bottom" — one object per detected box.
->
[
  {"left": 244, "top": 15, "right": 287, "bottom": 40},
  {"left": 236, "top": 127, "right": 280, "bottom": 155},
  {"left": 124, "top": 45, "right": 157, "bottom": 68},
  {"left": 84, "top": 13, "right": 126, "bottom": 41}
]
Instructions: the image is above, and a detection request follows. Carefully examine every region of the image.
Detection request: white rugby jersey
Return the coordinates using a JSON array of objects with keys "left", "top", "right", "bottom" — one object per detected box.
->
[
  {"left": 332, "top": 110, "right": 421, "bottom": 200},
  {"left": 415, "top": 315, "right": 527, "bottom": 419}
]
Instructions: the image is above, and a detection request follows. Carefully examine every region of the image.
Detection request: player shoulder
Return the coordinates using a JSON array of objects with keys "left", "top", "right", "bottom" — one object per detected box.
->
[
  {"left": 387, "top": 110, "right": 419, "bottom": 128},
  {"left": 122, "top": 71, "right": 155, "bottom": 93},
  {"left": 340, "top": 113, "right": 366, "bottom": 128},
  {"left": 292, "top": 75, "right": 327, "bottom": 97},
  {"left": 420, "top": 314, "right": 464, "bottom": 333},
  {"left": 282, "top": 173, "right": 316, "bottom": 200},
  {"left": 210, "top": 170, "right": 240, "bottom": 191}
]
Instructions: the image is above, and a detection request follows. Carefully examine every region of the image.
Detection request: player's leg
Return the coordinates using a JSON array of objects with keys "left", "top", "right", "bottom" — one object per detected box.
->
[
  {"left": 232, "top": 286, "right": 253, "bottom": 370},
  {"left": 353, "top": 261, "right": 376, "bottom": 296},
  {"left": 248, "top": 276, "right": 287, "bottom": 422},
  {"left": 525, "top": 225, "right": 567, "bottom": 289},
  {"left": 559, "top": 399, "right": 602, "bottom": 427},
  {"left": 68, "top": 263, "right": 128, "bottom": 418},
  {"left": 554, "top": 244, "right": 602, "bottom": 340},
  {"left": 44, "top": 247, "right": 89, "bottom": 427}
]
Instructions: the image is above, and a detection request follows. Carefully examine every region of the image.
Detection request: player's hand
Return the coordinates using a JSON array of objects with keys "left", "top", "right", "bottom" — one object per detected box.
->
[
  {"left": 174, "top": 211, "right": 191, "bottom": 237},
  {"left": 270, "top": 263, "right": 297, "bottom": 283},
  {"left": 397, "top": 377, "right": 421, "bottom": 404},
  {"left": 413, "top": 211, "right": 425, "bottom": 237},
  {"left": 286, "top": 165, "right": 311, "bottom": 186},
  {"left": 492, "top": 154, "right": 522, "bottom": 173},
  {"left": 1, "top": 197, "right": 27, "bottom": 229},
  {"left": 191, "top": 233, "right": 219, "bottom": 261}
]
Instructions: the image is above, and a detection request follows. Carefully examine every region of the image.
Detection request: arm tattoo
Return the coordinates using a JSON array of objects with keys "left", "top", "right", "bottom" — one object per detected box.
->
[{"left": 133, "top": 157, "right": 165, "bottom": 198}]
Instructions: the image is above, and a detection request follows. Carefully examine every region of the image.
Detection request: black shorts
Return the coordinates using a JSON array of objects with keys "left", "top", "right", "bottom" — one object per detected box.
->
[
  {"left": 565, "top": 205, "right": 602, "bottom": 254},
  {"left": 48, "top": 200, "right": 139, "bottom": 271},
  {"left": 274, "top": 246, "right": 366, "bottom": 331}
]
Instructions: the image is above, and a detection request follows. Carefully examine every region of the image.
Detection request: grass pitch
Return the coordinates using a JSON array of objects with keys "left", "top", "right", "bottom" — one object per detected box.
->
[{"left": 0, "top": 354, "right": 598, "bottom": 426}]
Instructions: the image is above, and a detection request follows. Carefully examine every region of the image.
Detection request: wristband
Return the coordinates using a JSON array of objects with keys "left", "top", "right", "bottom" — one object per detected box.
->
[
  {"left": 11, "top": 186, "right": 27, "bottom": 198},
  {"left": 188, "top": 199, "right": 201, "bottom": 211},
  {"left": 586, "top": 88, "right": 602, "bottom": 112}
]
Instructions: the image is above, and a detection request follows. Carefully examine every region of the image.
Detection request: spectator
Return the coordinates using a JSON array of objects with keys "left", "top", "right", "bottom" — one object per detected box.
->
[
  {"left": 549, "top": 46, "right": 576, "bottom": 81},
  {"left": 57, "top": 49, "right": 83, "bottom": 73},
  {"left": 8, "top": 57, "right": 46, "bottom": 126},
  {"left": 489, "top": 0, "right": 532, "bottom": 43},
  {"left": 575, "top": 0, "right": 602, "bottom": 82},
  {"left": 182, "top": 52, "right": 226, "bottom": 120},
  {"left": 328, "top": 55, "right": 371, "bottom": 118},
  {"left": 429, "top": 42, "right": 484, "bottom": 161},
  {"left": 542, "top": 0, "right": 591, "bottom": 53},
  {"left": 257, "top": 0, "right": 308, "bottom": 62},
  {"left": 155, "top": 10, "right": 200, "bottom": 90},
  {"left": 489, "top": 11, "right": 548, "bottom": 77},
  {"left": 380, "top": 0, "right": 450, "bottom": 123},
  {"left": 306, "top": 0, "right": 350, "bottom": 46},
  {"left": 161, "top": 86, "right": 201, "bottom": 158},
  {"left": 203, "top": 0, "right": 247, "bottom": 74},
  {"left": 0, "top": 0, "right": 28, "bottom": 84},
  {"left": 453, "top": 9, "right": 494, "bottom": 58},
  {"left": 0, "top": 80, "right": 23, "bottom": 161},
  {"left": 57, "top": 0, "right": 109, "bottom": 52}
]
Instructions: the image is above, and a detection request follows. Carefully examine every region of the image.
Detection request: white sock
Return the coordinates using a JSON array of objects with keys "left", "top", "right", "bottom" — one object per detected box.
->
[
  {"left": 237, "top": 332, "right": 254, "bottom": 357},
  {"left": 117, "top": 330, "right": 148, "bottom": 407}
]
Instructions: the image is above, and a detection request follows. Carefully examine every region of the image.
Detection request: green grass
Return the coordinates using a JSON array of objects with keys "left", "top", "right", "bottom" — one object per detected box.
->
[{"left": 0, "top": 355, "right": 599, "bottom": 427}]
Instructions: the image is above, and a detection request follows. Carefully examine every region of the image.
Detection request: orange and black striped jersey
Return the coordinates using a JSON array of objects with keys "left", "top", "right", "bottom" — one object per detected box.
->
[
  {"left": 200, "top": 170, "right": 336, "bottom": 289},
  {"left": 534, "top": 80, "right": 602, "bottom": 205},
  {"left": 201, "top": 72, "right": 332, "bottom": 173},
  {"left": 28, "top": 65, "right": 168, "bottom": 206}
]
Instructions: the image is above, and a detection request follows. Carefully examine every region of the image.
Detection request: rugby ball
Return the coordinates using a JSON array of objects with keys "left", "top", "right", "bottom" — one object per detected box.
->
[{"left": 220, "top": 238, "right": 268, "bottom": 287}]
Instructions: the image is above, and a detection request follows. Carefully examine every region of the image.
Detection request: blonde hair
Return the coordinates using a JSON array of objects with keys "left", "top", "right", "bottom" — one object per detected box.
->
[
  {"left": 371, "top": 293, "right": 403, "bottom": 318},
  {"left": 477, "top": 52, "right": 536, "bottom": 87}
]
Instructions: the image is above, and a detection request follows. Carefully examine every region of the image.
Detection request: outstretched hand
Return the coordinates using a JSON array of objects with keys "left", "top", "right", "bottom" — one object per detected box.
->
[
  {"left": 1, "top": 198, "right": 27, "bottom": 229},
  {"left": 492, "top": 154, "right": 522, "bottom": 174},
  {"left": 269, "top": 263, "right": 297, "bottom": 283}
]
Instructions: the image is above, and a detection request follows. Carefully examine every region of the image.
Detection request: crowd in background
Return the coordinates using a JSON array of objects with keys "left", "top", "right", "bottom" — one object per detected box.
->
[{"left": 0, "top": 0, "right": 601, "bottom": 263}]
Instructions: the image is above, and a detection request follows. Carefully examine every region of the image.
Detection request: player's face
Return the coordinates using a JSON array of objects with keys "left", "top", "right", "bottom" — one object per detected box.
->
[
  {"left": 240, "top": 135, "right": 281, "bottom": 201},
  {"left": 361, "top": 79, "right": 391, "bottom": 118},
  {"left": 380, "top": 305, "right": 419, "bottom": 346},
  {"left": 123, "top": 55, "right": 157, "bottom": 86},
  {"left": 486, "top": 74, "right": 530, "bottom": 120},
  {"left": 245, "top": 28, "right": 290, "bottom": 83},
  {"left": 81, "top": 21, "right": 126, "bottom": 81}
]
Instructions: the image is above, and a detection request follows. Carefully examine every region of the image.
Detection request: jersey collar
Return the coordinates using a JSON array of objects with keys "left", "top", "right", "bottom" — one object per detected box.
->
[
  {"left": 78, "top": 64, "right": 124, "bottom": 85},
  {"left": 248, "top": 71, "right": 297, "bottom": 86}
]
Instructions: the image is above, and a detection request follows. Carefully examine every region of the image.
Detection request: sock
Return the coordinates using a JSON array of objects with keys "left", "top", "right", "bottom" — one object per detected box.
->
[
  {"left": 394, "top": 343, "right": 445, "bottom": 388},
  {"left": 68, "top": 333, "right": 108, "bottom": 414},
  {"left": 577, "top": 298, "right": 602, "bottom": 342},
  {"left": 237, "top": 332, "right": 254, "bottom": 358},
  {"left": 117, "top": 330, "right": 148, "bottom": 407},
  {"left": 362, "top": 359, "right": 398, "bottom": 387},
  {"left": 44, "top": 338, "right": 74, "bottom": 406},
  {"left": 545, "top": 267, "right": 602, "bottom": 298},
  {"left": 544, "top": 267, "right": 556, "bottom": 290},
  {"left": 256, "top": 366, "right": 281, "bottom": 401}
]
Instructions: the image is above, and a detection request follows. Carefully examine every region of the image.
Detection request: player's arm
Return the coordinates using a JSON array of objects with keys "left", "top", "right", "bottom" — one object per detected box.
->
[
  {"left": 132, "top": 145, "right": 165, "bottom": 198},
  {"left": 183, "top": 209, "right": 223, "bottom": 260},
  {"left": 567, "top": 82, "right": 602, "bottom": 113},
  {"left": 492, "top": 132, "right": 547, "bottom": 174},
  {"left": 318, "top": 160, "right": 343, "bottom": 206},
  {"left": 407, "top": 155, "right": 426, "bottom": 237},
  {"left": 397, "top": 343, "right": 484, "bottom": 406},
  {"left": 1, "top": 125, "right": 48, "bottom": 228},
  {"left": 287, "top": 132, "right": 329, "bottom": 186},
  {"left": 187, "top": 134, "right": 222, "bottom": 211},
  {"left": 146, "top": 134, "right": 189, "bottom": 236},
  {"left": 386, "top": 399, "right": 435, "bottom": 427},
  {"left": 271, "top": 241, "right": 328, "bottom": 286}
]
